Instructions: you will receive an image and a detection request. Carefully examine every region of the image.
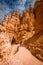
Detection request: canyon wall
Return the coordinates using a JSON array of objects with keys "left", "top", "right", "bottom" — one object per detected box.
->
[{"left": 34, "top": 0, "right": 43, "bottom": 33}]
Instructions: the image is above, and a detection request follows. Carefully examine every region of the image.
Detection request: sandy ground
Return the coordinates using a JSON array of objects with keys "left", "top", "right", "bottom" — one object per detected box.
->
[{"left": 7, "top": 45, "right": 43, "bottom": 65}]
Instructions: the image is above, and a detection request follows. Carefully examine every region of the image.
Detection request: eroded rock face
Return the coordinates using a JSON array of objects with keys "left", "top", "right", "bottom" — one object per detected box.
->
[
  {"left": 34, "top": 0, "right": 43, "bottom": 33},
  {"left": 2, "top": 15, "right": 7, "bottom": 28},
  {"left": 1, "top": 0, "right": 43, "bottom": 43},
  {"left": 0, "top": 1, "right": 43, "bottom": 64},
  {"left": 22, "top": 31, "right": 43, "bottom": 61},
  {"left": 0, "top": 24, "right": 43, "bottom": 65},
  {"left": 0, "top": 25, "right": 6, "bottom": 32},
  {"left": 1, "top": 9, "right": 35, "bottom": 44}
]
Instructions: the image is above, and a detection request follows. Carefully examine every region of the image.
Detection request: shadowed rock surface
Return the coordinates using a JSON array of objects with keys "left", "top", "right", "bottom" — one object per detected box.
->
[
  {"left": 34, "top": 0, "right": 43, "bottom": 34},
  {"left": 0, "top": 0, "right": 43, "bottom": 65}
]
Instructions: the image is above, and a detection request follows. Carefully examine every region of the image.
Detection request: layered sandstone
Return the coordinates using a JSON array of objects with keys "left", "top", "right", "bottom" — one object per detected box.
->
[
  {"left": 0, "top": 0, "right": 43, "bottom": 64},
  {"left": 2, "top": 15, "right": 7, "bottom": 28},
  {"left": 34, "top": 0, "right": 43, "bottom": 33},
  {"left": 1, "top": 9, "right": 35, "bottom": 44},
  {"left": 21, "top": 0, "right": 43, "bottom": 61}
]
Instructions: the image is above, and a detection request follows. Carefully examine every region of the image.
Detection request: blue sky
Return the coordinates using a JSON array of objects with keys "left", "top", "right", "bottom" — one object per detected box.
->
[{"left": 0, "top": 0, "right": 36, "bottom": 22}]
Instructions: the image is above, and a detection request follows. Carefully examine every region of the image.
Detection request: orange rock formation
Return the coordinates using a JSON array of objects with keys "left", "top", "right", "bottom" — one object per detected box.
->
[
  {"left": 0, "top": 0, "right": 43, "bottom": 64},
  {"left": 1, "top": 8, "right": 35, "bottom": 44},
  {"left": 34, "top": 0, "right": 43, "bottom": 33},
  {"left": 1, "top": 0, "right": 43, "bottom": 44}
]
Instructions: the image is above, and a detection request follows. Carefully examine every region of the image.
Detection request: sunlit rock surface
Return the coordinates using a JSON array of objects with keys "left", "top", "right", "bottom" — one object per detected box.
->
[
  {"left": 0, "top": 33, "right": 43, "bottom": 65},
  {"left": 0, "top": 0, "right": 43, "bottom": 65}
]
